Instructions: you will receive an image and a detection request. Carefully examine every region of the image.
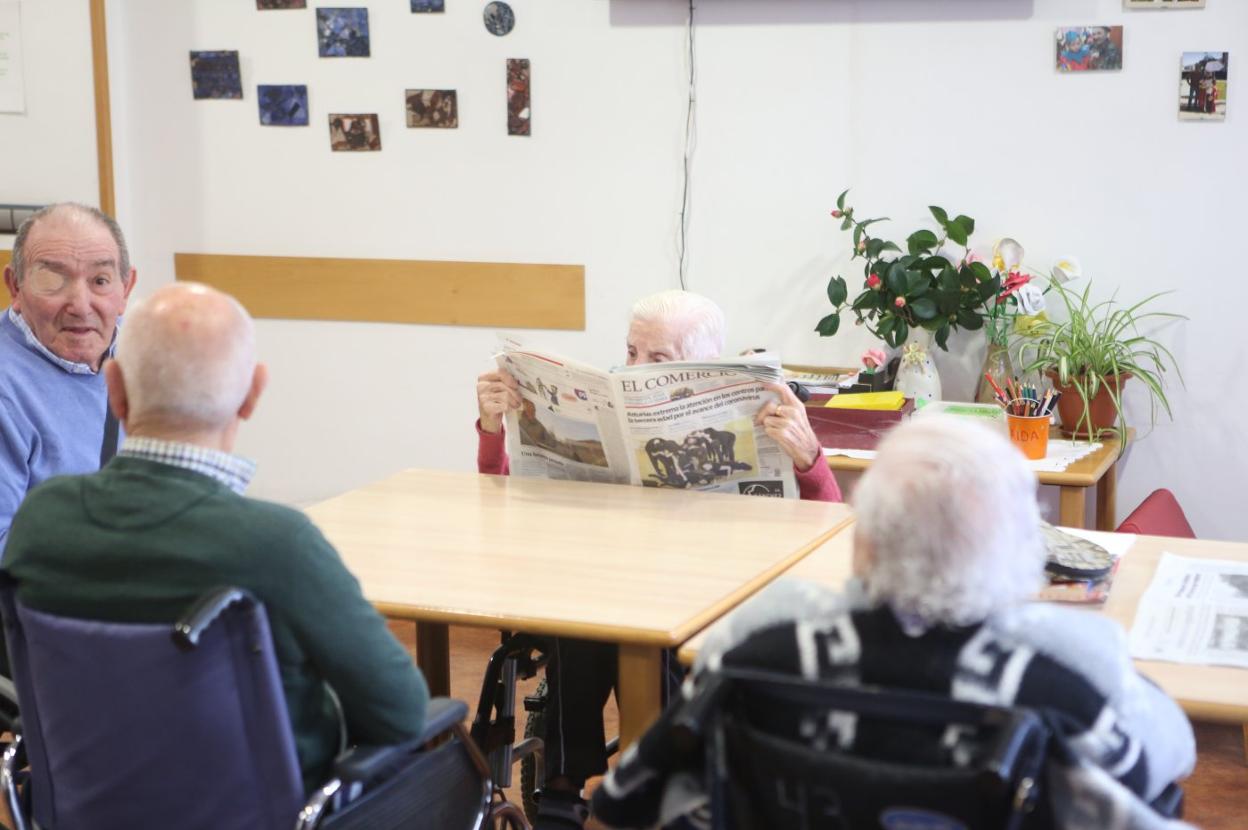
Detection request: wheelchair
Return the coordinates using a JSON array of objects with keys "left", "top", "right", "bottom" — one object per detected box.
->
[
  {"left": 0, "top": 581, "right": 531, "bottom": 830},
  {"left": 469, "top": 632, "right": 621, "bottom": 824}
]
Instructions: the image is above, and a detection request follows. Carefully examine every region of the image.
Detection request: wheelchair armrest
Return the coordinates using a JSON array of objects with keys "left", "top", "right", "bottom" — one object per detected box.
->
[
  {"left": 332, "top": 698, "right": 469, "bottom": 785},
  {"left": 171, "top": 587, "right": 257, "bottom": 651}
]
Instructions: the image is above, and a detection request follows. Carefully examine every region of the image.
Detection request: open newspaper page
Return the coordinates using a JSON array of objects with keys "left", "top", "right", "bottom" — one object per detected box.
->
[
  {"left": 611, "top": 355, "right": 799, "bottom": 498},
  {"left": 497, "top": 340, "right": 632, "bottom": 484},
  {"left": 1128, "top": 552, "right": 1248, "bottom": 669}
]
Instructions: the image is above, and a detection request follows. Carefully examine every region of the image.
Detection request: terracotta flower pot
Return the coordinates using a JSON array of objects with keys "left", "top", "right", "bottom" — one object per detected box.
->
[{"left": 1046, "top": 370, "right": 1132, "bottom": 438}]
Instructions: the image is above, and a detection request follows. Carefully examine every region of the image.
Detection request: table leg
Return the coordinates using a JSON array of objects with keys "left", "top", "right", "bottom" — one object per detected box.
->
[
  {"left": 415, "top": 621, "right": 451, "bottom": 698},
  {"left": 617, "top": 644, "right": 663, "bottom": 752},
  {"left": 1095, "top": 462, "right": 1118, "bottom": 532},
  {"left": 1059, "top": 486, "right": 1087, "bottom": 529}
]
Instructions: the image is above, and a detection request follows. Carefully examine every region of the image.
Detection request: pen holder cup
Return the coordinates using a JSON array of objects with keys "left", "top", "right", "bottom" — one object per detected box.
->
[{"left": 1007, "top": 412, "right": 1050, "bottom": 460}]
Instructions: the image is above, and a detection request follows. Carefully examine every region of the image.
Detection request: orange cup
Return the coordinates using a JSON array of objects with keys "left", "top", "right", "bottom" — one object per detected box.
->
[{"left": 1007, "top": 413, "right": 1050, "bottom": 460}]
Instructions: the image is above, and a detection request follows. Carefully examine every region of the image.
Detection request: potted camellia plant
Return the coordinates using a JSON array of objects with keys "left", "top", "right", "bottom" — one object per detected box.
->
[{"left": 1017, "top": 281, "right": 1184, "bottom": 442}]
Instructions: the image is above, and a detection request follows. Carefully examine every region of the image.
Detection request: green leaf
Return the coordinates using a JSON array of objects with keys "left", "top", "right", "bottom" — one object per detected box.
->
[
  {"left": 815, "top": 312, "right": 841, "bottom": 337},
  {"left": 939, "top": 268, "right": 960, "bottom": 294},
  {"left": 906, "top": 229, "right": 938, "bottom": 256},
  {"left": 953, "top": 215, "right": 975, "bottom": 236},
  {"left": 853, "top": 291, "right": 879, "bottom": 311},
  {"left": 911, "top": 297, "right": 937, "bottom": 320},
  {"left": 853, "top": 224, "right": 863, "bottom": 252},
  {"left": 892, "top": 319, "right": 909, "bottom": 347},
  {"left": 836, "top": 189, "right": 848, "bottom": 211},
  {"left": 866, "top": 238, "right": 887, "bottom": 258},
  {"left": 827, "top": 275, "right": 848, "bottom": 306},
  {"left": 946, "top": 222, "right": 968, "bottom": 246},
  {"left": 956, "top": 309, "right": 984, "bottom": 330},
  {"left": 840, "top": 215, "right": 852, "bottom": 231},
  {"left": 879, "top": 241, "right": 903, "bottom": 254},
  {"left": 905, "top": 270, "right": 927, "bottom": 294},
  {"left": 935, "top": 323, "right": 951, "bottom": 350},
  {"left": 967, "top": 261, "right": 992, "bottom": 282},
  {"left": 886, "top": 261, "right": 908, "bottom": 295},
  {"left": 929, "top": 206, "right": 949, "bottom": 225}
]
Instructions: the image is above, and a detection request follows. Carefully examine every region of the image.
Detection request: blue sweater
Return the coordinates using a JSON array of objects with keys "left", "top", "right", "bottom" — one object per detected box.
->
[{"left": 0, "top": 310, "right": 115, "bottom": 551}]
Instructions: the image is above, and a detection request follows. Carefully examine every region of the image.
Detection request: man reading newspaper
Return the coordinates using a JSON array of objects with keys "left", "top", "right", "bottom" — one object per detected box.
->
[{"left": 472, "top": 289, "right": 841, "bottom": 829}]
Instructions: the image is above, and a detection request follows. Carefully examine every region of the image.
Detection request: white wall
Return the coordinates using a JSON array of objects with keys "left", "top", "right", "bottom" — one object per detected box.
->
[
  {"left": 25, "top": 0, "right": 1247, "bottom": 537},
  {"left": 0, "top": 0, "right": 98, "bottom": 239}
]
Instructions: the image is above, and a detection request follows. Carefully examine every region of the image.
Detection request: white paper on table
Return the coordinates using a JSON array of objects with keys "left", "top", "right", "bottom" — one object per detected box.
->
[
  {"left": 1057, "top": 527, "right": 1136, "bottom": 562},
  {"left": 823, "top": 448, "right": 878, "bottom": 460},
  {"left": 1028, "top": 440, "right": 1101, "bottom": 473},
  {"left": 0, "top": 1, "right": 25, "bottom": 113},
  {"left": 1127, "top": 552, "right": 1248, "bottom": 669}
]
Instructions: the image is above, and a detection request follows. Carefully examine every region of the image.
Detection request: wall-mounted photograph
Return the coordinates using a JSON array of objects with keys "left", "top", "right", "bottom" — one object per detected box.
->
[
  {"left": 484, "top": 2, "right": 515, "bottom": 36},
  {"left": 259, "top": 84, "right": 309, "bottom": 125},
  {"left": 317, "top": 8, "right": 370, "bottom": 57},
  {"left": 507, "top": 58, "right": 530, "bottom": 136},
  {"left": 257, "top": 0, "right": 306, "bottom": 9},
  {"left": 189, "top": 51, "right": 242, "bottom": 99},
  {"left": 1179, "top": 52, "right": 1228, "bottom": 120},
  {"left": 329, "top": 113, "right": 381, "bottom": 150},
  {"left": 410, "top": 0, "right": 445, "bottom": 11},
  {"left": 405, "top": 89, "right": 458, "bottom": 128},
  {"left": 1056, "top": 27, "right": 1123, "bottom": 71}
]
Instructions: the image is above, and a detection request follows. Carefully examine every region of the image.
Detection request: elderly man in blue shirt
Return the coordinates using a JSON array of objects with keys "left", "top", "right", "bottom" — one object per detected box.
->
[{"left": 0, "top": 203, "right": 137, "bottom": 549}]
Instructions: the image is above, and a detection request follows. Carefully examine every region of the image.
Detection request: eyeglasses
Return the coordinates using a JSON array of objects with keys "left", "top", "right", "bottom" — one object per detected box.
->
[{"left": 23, "top": 265, "right": 125, "bottom": 298}]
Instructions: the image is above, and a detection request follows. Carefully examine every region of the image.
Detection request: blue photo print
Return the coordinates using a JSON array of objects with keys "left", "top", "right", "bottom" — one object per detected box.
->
[
  {"left": 189, "top": 51, "right": 242, "bottom": 100},
  {"left": 258, "top": 84, "right": 309, "bottom": 126},
  {"left": 317, "top": 8, "right": 370, "bottom": 57},
  {"left": 411, "top": 0, "right": 445, "bottom": 11}
]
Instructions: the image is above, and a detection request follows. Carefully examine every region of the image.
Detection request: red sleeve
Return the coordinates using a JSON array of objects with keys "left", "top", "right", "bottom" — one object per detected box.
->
[
  {"left": 795, "top": 456, "right": 842, "bottom": 503},
  {"left": 476, "top": 419, "right": 510, "bottom": 476}
]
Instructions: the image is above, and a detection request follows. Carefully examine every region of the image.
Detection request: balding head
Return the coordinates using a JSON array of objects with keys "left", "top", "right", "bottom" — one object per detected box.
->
[{"left": 109, "top": 283, "right": 263, "bottom": 436}]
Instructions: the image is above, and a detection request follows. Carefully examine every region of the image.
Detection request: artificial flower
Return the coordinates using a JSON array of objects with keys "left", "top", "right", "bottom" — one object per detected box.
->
[
  {"left": 1013, "top": 311, "right": 1049, "bottom": 336},
  {"left": 1051, "top": 256, "right": 1082, "bottom": 284},
  {"left": 1015, "top": 283, "right": 1046, "bottom": 315},
  {"left": 995, "top": 271, "right": 1031, "bottom": 304},
  {"left": 862, "top": 348, "right": 888, "bottom": 371},
  {"left": 992, "top": 238, "right": 1024, "bottom": 273}
]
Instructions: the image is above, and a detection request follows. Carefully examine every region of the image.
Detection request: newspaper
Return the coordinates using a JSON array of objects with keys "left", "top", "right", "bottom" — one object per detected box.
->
[
  {"left": 1127, "top": 552, "right": 1248, "bottom": 669},
  {"left": 495, "top": 339, "right": 799, "bottom": 498}
]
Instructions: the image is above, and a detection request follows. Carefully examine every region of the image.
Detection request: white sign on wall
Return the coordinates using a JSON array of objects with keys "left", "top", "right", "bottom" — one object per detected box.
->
[{"left": 0, "top": 1, "right": 26, "bottom": 113}]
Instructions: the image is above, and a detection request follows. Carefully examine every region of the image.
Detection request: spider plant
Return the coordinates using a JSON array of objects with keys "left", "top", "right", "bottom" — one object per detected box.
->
[{"left": 1017, "top": 281, "right": 1184, "bottom": 443}]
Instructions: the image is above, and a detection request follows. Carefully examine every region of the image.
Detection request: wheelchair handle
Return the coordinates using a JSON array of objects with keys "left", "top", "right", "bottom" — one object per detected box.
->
[{"left": 171, "top": 587, "right": 258, "bottom": 652}]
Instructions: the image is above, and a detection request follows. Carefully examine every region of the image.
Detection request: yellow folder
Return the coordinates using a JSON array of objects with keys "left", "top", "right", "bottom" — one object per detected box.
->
[{"left": 824, "top": 391, "right": 906, "bottom": 411}]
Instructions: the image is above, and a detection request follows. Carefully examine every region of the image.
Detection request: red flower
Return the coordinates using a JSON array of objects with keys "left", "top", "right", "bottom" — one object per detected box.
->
[
  {"left": 894, "top": 296, "right": 906, "bottom": 308},
  {"left": 996, "top": 270, "right": 1031, "bottom": 304},
  {"left": 867, "top": 274, "right": 882, "bottom": 289}
]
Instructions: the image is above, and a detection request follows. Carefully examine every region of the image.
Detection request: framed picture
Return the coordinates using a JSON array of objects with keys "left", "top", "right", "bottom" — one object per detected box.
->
[
  {"left": 507, "top": 58, "right": 530, "bottom": 136},
  {"left": 317, "top": 8, "right": 370, "bottom": 58},
  {"left": 1056, "top": 26, "right": 1123, "bottom": 72},
  {"left": 405, "top": 90, "right": 458, "bottom": 128},
  {"left": 1179, "top": 52, "right": 1228, "bottom": 121},
  {"left": 257, "top": 0, "right": 306, "bottom": 9},
  {"left": 1125, "top": 1, "right": 1204, "bottom": 8},
  {"left": 410, "top": 0, "right": 445, "bottom": 11},
  {"left": 329, "top": 113, "right": 381, "bottom": 151},
  {"left": 258, "top": 85, "right": 309, "bottom": 126},
  {"left": 189, "top": 51, "right": 242, "bottom": 100}
]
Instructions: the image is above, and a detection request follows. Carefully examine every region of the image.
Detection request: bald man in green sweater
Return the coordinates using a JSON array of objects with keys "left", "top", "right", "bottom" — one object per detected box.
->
[{"left": 2, "top": 282, "right": 428, "bottom": 791}]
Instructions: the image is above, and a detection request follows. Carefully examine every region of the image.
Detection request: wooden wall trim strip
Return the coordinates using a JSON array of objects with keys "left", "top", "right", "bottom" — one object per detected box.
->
[
  {"left": 174, "top": 253, "right": 586, "bottom": 330},
  {"left": 89, "top": 0, "right": 115, "bottom": 216}
]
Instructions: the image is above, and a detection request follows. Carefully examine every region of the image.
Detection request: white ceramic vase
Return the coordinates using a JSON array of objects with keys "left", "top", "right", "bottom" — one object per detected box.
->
[{"left": 894, "top": 329, "right": 942, "bottom": 404}]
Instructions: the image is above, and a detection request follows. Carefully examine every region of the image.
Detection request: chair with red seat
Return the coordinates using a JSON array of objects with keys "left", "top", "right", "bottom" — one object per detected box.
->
[{"left": 1115, "top": 489, "right": 1196, "bottom": 538}]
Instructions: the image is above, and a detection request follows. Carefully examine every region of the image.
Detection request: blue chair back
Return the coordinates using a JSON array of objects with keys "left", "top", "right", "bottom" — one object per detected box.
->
[{"left": 0, "top": 581, "right": 305, "bottom": 830}]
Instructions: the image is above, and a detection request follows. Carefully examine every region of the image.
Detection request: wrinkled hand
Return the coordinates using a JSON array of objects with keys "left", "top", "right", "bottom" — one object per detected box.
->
[
  {"left": 477, "top": 369, "right": 521, "bottom": 434},
  {"left": 755, "top": 382, "right": 821, "bottom": 472}
]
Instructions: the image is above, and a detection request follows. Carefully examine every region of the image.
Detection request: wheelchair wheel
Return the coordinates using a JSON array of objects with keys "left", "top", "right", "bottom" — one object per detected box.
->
[{"left": 520, "top": 678, "right": 546, "bottom": 823}]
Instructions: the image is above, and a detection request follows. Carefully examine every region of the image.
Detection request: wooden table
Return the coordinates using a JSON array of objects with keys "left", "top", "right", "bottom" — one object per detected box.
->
[
  {"left": 679, "top": 524, "right": 1248, "bottom": 756},
  {"left": 304, "top": 469, "right": 852, "bottom": 749},
  {"left": 825, "top": 433, "right": 1127, "bottom": 530}
]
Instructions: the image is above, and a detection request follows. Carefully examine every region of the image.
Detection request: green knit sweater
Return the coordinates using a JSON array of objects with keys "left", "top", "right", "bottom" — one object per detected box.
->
[{"left": 1, "top": 456, "right": 428, "bottom": 791}]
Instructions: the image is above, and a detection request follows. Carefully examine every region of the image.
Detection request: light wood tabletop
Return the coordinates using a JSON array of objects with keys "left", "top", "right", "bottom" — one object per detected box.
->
[
  {"left": 825, "top": 432, "right": 1128, "bottom": 531},
  {"left": 679, "top": 523, "right": 1248, "bottom": 748},
  {"left": 304, "top": 468, "right": 853, "bottom": 748}
]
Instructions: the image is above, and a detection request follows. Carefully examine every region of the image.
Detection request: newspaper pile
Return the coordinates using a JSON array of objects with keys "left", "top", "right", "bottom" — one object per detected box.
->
[
  {"left": 1128, "top": 552, "right": 1248, "bottom": 669},
  {"left": 494, "top": 339, "right": 799, "bottom": 498}
]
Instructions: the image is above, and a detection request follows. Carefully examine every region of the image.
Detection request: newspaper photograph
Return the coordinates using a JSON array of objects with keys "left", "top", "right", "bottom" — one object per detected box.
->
[
  {"left": 1127, "top": 552, "right": 1248, "bottom": 669},
  {"left": 496, "top": 340, "right": 798, "bottom": 498}
]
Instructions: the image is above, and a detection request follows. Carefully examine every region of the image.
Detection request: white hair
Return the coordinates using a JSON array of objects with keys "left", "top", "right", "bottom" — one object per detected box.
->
[
  {"left": 114, "top": 284, "right": 256, "bottom": 429},
  {"left": 853, "top": 416, "right": 1045, "bottom": 628},
  {"left": 629, "top": 289, "right": 726, "bottom": 360}
]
